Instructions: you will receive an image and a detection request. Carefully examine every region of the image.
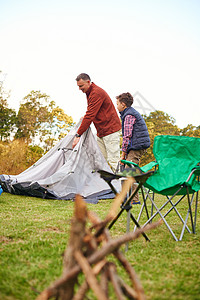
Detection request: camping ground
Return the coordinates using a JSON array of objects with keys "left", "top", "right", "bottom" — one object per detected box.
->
[{"left": 0, "top": 192, "right": 200, "bottom": 300}]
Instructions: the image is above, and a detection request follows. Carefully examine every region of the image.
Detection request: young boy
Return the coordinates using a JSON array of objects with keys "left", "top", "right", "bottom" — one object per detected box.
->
[{"left": 116, "top": 92, "right": 150, "bottom": 203}]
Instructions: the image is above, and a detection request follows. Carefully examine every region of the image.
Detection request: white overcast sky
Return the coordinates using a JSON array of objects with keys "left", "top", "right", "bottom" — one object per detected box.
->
[{"left": 0, "top": 0, "right": 200, "bottom": 129}]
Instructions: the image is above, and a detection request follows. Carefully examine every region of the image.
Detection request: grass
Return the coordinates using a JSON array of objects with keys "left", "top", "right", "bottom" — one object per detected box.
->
[{"left": 0, "top": 192, "right": 200, "bottom": 300}]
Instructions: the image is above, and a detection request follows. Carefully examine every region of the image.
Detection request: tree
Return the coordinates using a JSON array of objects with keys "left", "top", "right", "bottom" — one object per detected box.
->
[
  {"left": 43, "top": 106, "right": 74, "bottom": 151},
  {"left": 0, "top": 140, "right": 44, "bottom": 174},
  {"left": 0, "top": 72, "right": 16, "bottom": 141},
  {"left": 15, "top": 90, "right": 74, "bottom": 148},
  {"left": 15, "top": 90, "right": 53, "bottom": 143},
  {"left": 144, "top": 110, "right": 180, "bottom": 136},
  {"left": 180, "top": 124, "right": 200, "bottom": 138}
]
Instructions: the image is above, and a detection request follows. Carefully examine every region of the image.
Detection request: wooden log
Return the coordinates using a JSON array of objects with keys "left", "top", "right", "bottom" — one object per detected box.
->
[
  {"left": 100, "top": 266, "right": 109, "bottom": 298},
  {"left": 114, "top": 250, "right": 145, "bottom": 300},
  {"left": 116, "top": 276, "right": 137, "bottom": 300},
  {"left": 74, "top": 250, "right": 108, "bottom": 300},
  {"left": 37, "top": 222, "right": 159, "bottom": 298},
  {"left": 72, "top": 260, "right": 107, "bottom": 300},
  {"left": 60, "top": 195, "right": 88, "bottom": 300},
  {"left": 72, "top": 281, "right": 88, "bottom": 300},
  {"left": 106, "top": 177, "right": 134, "bottom": 220},
  {"left": 108, "top": 263, "right": 125, "bottom": 300},
  {"left": 86, "top": 222, "right": 160, "bottom": 269},
  {"left": 36, "top": 195, "right": 88, "bottom": 300}
]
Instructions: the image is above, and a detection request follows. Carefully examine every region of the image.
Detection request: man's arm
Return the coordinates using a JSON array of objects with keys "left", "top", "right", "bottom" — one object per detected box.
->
[
  {"left": 76, "top": 93, "right": 104, "bottom": 136},
  {"left": 72, "top": 93, "right": 104, "bottom": 148}
]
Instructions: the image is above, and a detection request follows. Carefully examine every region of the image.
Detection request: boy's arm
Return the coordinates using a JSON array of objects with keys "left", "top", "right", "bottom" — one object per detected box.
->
[
  {"left": 121, "top": 115, "right": 136, "bottom": 158},
  {"left": 120, "top": 151, "right": 126, "bottom": 163}
]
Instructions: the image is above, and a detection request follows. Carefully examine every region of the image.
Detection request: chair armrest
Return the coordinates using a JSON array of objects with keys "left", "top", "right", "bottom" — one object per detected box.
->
[
  {"left": 193, "top": 165, "right": 200, "bottom": 176},
  {"left": 140, "top": 161, "right": 158, "bottom": 173},
  {"left": 121, "top": 160, "right": 158, "bottom": 173},
  {"left": 186, "top": 165, "right": 200, "bottom": 183},
  {"left": 121, "top": 160, "right": 139, "bottom": 168}
]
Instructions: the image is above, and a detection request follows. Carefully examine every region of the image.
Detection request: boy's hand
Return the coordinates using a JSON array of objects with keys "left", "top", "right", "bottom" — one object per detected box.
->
[{"left": 120, "top": 151, "right": 126, "bottom": 164}]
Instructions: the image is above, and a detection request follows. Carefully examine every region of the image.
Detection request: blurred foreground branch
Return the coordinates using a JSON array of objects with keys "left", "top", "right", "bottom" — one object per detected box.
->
[{"left": 36, "top": 185, "right": 161, "bottom": 300}]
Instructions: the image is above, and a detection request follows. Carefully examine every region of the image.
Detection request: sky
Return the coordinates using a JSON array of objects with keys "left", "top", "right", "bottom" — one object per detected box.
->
[{"left": 0, "top": 0, "right": 200, "bottom": 129}]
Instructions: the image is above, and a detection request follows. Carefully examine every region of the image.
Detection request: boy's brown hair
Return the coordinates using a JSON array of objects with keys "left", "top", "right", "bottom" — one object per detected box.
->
[{"left": 116, "top": 92, "right": 133, "bottom": 107}]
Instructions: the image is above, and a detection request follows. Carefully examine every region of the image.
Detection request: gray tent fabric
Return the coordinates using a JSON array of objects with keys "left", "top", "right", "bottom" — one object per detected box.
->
[{"left": 0, "top": 122, "right": 120, "bottom": 203}]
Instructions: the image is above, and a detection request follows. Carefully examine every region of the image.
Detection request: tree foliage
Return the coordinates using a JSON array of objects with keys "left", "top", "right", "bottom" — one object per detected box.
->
[
  {"left": 0, "top": 140, "right": 44, "bottom": 175},
  {"left": 43, "top": 106, "right": 74, "bottom": 151},
  {"left": 0, "top": 72, "right": 16, "bottom": 141},
  {"left": 0, "top": 99, "right": 16, "bottom": 141},
  {"left": 180, "top": 124, "right": 200, "bottom": 138},
  {"left": 15, "top": 90, "right": 74, "bottom": 149},
  {"left": 15, "top": 90, "right": 53, "bottom": 142}
]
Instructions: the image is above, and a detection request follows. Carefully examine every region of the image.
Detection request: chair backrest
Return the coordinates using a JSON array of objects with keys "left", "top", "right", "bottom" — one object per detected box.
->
[{"left": 145, "top": 135, "right": 200, "bottom": 195}]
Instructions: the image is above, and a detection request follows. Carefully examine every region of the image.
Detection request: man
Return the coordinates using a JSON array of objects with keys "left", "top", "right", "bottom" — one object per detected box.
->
[{"left": 72, "top": 73, "right": 121, "bottom": 171}]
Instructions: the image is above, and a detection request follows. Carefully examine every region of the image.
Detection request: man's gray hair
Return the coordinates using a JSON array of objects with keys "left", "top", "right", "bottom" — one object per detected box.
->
[{"left": 76, "top": 73, "right": 91, "bottom": 81}]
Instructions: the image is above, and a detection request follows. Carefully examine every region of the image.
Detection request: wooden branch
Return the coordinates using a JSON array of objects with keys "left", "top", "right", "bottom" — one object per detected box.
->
[
  {"left": 87, "top": 222, "right": 160, "bottom": 268},
  {"left": 83, "top": 229, "right": 98, "bottom": 254},
  {"left": 114, "top": 250, "right": 145, "bottom": 300},
  {"left": 35, "top": 290, "right": 52, "bottom": 300},
  {"left": 100, "top": 266, "right": 109, "bottom": 298},
  {"left": 59, "top": 195, "right": 88, "bottom": 300},
  {"left": 106, "top": 177, "right": 135, "bottom": 220},
  {"left": 108, "top": 263, "right": 125, "bottom": 300},
  {"left": 116, "top": 276, "right": 137, "bottom": 300},
  {"left": 36, "top": 195, "right": 88, "bottom": 300},
  {"left": 72, "top": 281, "right": 88, "bottom": 300},
  {"left": 74, "top": 194, "right": 88, "bottom": 221},
  {"left": 91, "top": 178, "right": 137, "bottom": 241},
  {"left": 72, "top": 260, "right": 107, "bottom": 300},
  {"left": 37, "top": 188, "right": 161, "bottom": 300},
  {"left": 37, "top": 222, "right": 160, "bottom": 299},
  {"left": 87, "top": 210, "right": 111, "bottom": 243},
  {"left": 74, "top": 250, "right": 108, "bottom": 300},
  {"left": 87, "top": 210, "right": 101, "bottom": 225},
  {"left": 63, "top": 194, "right": 87, "bottom": 268}
]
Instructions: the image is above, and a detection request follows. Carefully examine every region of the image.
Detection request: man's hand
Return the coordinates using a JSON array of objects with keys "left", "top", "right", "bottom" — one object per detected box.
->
[{"left": 72, "top": 136, "right": 80, "bottom": 148}]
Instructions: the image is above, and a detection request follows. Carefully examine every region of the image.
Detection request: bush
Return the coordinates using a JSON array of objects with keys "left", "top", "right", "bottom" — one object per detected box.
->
[{"left": 0, "top": 140, "right": 44, "bottom": 175}]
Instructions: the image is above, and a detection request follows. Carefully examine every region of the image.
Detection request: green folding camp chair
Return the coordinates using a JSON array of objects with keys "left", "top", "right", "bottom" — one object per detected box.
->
[{"left": 122, "top": 135, "right": 200, "bottom": 241}]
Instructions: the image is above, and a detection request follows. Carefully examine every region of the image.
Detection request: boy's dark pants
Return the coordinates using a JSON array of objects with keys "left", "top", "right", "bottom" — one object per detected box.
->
[{"left": 126, "top": 149, "right": 146, "bottom": 202}]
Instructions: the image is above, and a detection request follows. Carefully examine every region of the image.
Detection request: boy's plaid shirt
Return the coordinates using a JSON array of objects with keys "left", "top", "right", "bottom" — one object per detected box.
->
[{"left": 122, "top": 115, "right": 136, "bottom": 153}]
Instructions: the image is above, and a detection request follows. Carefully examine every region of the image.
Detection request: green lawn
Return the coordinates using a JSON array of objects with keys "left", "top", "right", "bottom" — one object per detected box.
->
[{"left": 0, "top": 192, "right": 200, "bottom": 300}]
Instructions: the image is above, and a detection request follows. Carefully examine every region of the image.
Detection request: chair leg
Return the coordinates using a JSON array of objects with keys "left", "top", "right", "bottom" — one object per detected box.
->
[
  {"left": 141, "top": 187, "right": 150, "bottom": 220},
  {"left": 108, "top": 182, "right": 150, "bottom": 242},
  {"left": 133, "top": 187, "right": 151, "bottom": 232},
  {"left": 130, "top": 212, "right": 150, "bottom": 242},
  {"left": 163, "top": 195, "right": 191, "bottom": 234},
  {"left": 179, "top": 191, "right": 196, "bottom": 240},
  {"left": 194, "top": 191, "right": 198, "bottom": 233},
  {"left": 151, "top": 191, "right": 154, "bottom": 222},
  {"left": 186, "top": 187, "right": 195, "bottom": 233},
  {"left": 125, "top": 210, "right": 131, "bottom": 252},
  {"left": 141, "top": 189, "right": 179, "bottom": 241},
  {"left": 140, "top": 186, "right": 198, "bottom": 241}
]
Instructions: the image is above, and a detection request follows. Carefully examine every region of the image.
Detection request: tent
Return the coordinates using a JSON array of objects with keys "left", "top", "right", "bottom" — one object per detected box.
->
[{"left": 0, "top": 122, "right": 120, "bottom": 203}]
